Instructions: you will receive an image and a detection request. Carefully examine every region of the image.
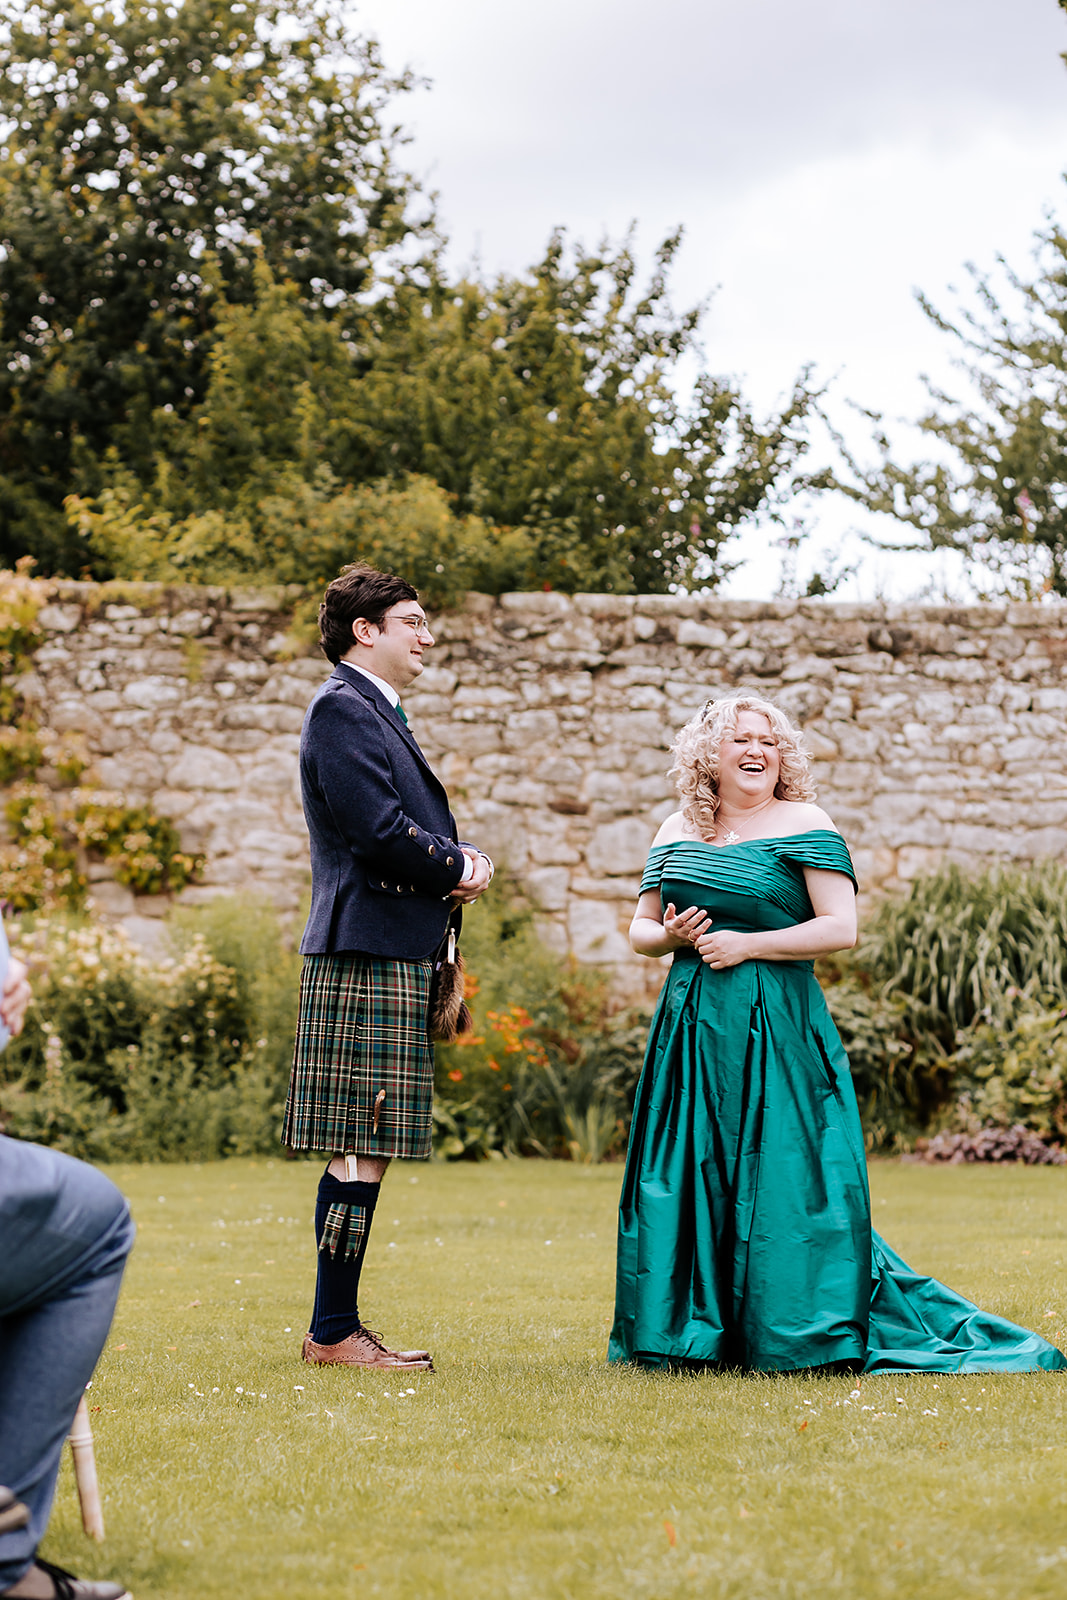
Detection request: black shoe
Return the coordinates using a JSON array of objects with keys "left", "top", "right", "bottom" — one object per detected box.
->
[
  {"left": 8, "top": 1560, "right": 131, "bottom": 1600},
  {"left": 0, "top": 1487, "right": 29, "bottom": 1536}
]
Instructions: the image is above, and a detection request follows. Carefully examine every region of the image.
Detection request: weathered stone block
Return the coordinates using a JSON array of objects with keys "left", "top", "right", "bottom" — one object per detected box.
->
[
  {"left": 567, "top": 899, "right": 632, "bottom": 963},
  {"left": 525, "top": 866, "right": 571, "bottom": 911},
  {"left": 123, "top": 677, "right": 183, "bottom": 709},
  {"left": 168, "top": 746, "right": 241, "bottom": 791},
  {"left": 87, "top": 880, "right": 137, "bottom": 916},
  {"left": 586, "top": 816, "right": 656, "bottom": 876},
  {"left": 94, "top": 751, "right": 165, "bottom": 793},
  {"left": 677, "top": 619, "right": 728, "bottom": 649},
  {"left": 221, "top": 703, "right": 304, "bottom": 734},
  {"left": 37, "top": 603, "right": 81, "bottom": 633}
]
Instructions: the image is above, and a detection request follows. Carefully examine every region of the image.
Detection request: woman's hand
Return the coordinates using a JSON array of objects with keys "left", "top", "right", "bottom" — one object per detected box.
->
[
  {"left": 662, "top": 902, "right": 710, "bottom": 951},
  {"left": 630, "top": 892, "right": 709, "bottom": 958},
  {"left": 695, "top": 925, "right": 752, "bottom": 970},
  {"left": 1, "top": 956, "right": 31, "bottom": 1038}
]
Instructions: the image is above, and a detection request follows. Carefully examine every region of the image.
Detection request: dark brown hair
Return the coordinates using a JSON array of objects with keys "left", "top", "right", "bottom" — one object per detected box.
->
[{"left": 318, "top": 563, "right": 419, "bottom": 664}]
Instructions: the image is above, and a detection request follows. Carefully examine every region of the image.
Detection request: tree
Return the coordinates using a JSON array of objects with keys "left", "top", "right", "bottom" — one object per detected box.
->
[
  {"left": 3, "top": 0, "right": 819, "bottom": 594},
  {"left": 67, "top": 237, "right": 818, "bottom": 595},
  {"left": 832, "top": 216, "right": 1067, "bottom": 599},
  {"left": 0, "top": 0, "right": 425, "bottom": 571},
  {"left": 343, "top": 233, "right": 817, "bottom": 593}
]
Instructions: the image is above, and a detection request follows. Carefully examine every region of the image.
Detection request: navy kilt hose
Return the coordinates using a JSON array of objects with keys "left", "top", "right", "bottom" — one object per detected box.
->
[{"left": 282, "top": 952, "right": 435, "bottom": 1160}]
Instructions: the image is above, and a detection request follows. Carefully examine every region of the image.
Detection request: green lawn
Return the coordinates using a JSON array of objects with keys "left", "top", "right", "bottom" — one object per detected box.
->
[{"left": 44, "top": 1159, "right": 1067, "bottom": 1600}]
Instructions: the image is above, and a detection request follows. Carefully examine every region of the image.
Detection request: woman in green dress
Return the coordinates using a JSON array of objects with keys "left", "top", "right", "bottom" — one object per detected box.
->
[{"left": 609, "top": 693, "right": 1066, "bottom": 1375}]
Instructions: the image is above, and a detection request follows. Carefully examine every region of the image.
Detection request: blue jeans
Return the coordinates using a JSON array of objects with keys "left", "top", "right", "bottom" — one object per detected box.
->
[{"left": 0, "top": 1137, "right": 134, "bottom": 1589}]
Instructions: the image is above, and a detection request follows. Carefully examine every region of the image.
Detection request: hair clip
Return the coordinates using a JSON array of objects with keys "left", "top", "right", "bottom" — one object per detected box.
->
[{"left": 700, "top": 699, "right": 715, "bottom": 723}]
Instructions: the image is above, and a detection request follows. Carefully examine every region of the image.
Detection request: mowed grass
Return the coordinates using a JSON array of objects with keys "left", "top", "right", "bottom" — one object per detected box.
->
[{"left": 42, "top": 1159, "right": 1067, "bottom": 1600}]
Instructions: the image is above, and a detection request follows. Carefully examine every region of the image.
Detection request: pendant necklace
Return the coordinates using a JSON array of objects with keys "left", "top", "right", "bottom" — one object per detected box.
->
[{"left": 716, "top": 798, "right": 775, "bottom": 847}]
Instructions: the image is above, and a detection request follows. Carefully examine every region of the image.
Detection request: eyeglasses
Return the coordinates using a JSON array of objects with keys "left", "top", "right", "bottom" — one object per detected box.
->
[{"left": 385, "top": 614, "right": 433, "bottom": 640}]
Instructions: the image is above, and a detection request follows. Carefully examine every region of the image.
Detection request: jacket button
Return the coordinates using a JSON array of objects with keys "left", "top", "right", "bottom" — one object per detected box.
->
[
  {"left": 381, "top": 880, "right": 388, "bottom": 889},
  {"left": 397, "top": 884, "right": 404, "bottom": 894},
  {"left": 408, "top": 826, "right": 418, "bottom": 838},
  {"left": 446, "top": 855, "right": 454, "bottom": 866},
  {"left": 428, "top": 844, "right": 436, "bottom": 857}
]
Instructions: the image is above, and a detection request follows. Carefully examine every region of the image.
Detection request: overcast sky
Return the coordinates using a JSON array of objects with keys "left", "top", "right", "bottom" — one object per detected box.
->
[{"left": 352, "top": 0, "right": 1067, "bottom": 601}]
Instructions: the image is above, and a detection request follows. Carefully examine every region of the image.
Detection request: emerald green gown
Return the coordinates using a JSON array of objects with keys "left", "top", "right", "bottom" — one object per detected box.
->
[{"left": 609, "top": 831, "right": 1067, "bottom": 1374}]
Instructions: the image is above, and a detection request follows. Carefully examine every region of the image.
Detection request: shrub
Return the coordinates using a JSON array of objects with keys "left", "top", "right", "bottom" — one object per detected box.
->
[
  {"left": 948, "top": 998, "right": 1067, "bottom": 1140},
  {"left": 0, "top": 784, "right": 84, "bottom": 911},
  {"left": 71, "top": 792, "right": 202, "bottom": 894},
  {"left": 0, "top": 897, "right": 301, "bottom": 1160},
  {"left": 911, "top": 1125, "right": 1066, "bottom": 1165},
  {"left": 0, "top": 785, "right": 202, "bottom": 912},
  {"left": 433, "top": 883, "right": 649, "bottom": 1159},
  {"left": 820, "top": 862, "right": 1067, "bottom": 1149}
]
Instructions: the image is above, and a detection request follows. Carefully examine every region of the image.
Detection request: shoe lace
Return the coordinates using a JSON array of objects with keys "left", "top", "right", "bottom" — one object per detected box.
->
[{"left": 356, "top": 1323, "right": 389, "bottom": 1352}]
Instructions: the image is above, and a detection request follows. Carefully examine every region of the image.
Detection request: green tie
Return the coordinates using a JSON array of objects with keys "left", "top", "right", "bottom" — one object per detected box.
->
[{"left": 396, "top": 703, "right": 409, "bottom": 725}]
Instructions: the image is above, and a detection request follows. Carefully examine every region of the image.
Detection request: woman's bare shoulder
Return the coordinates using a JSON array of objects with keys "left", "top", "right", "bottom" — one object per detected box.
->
[
  {"left": 652, "top": 810, "right": 704, "bottom": 846},
  {"left": 777, "top": 800, "right": 839, "bottom": 835}
]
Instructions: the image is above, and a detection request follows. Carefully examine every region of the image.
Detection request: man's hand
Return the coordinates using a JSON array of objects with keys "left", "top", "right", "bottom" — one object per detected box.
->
[
  {"left": 450, "top": 850, "right": 493, "bottom": 904},
  {"left": 1, "top": 956, "right": 31, "bottom": 1037}
]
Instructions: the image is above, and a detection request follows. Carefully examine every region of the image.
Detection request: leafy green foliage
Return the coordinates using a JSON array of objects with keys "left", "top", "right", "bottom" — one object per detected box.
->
[
  {"left": 0, "top": 900, "right": 300, "bottom": 1159},
  {"left": 65, "top": 241, "right": 818, "bottom": 596},
  {"left": 950, "top": 999, "right": 1067, "bottom": 1140},
  {"left": 72, "top": 794, "right": 202, "bottom": 893},
  {"left": 343, "top": 236, "right": 819, "bottom": 593},
  {"left": 0, "top": 0, "right": 819, "bottom": 592},
  {"left": 0, "top": 784, "right": 85, "bottom": 912},
  {"left": 0, "top": 726, "right": 44, "bottom": 786},
  {"left": 433, "top": 884, "right": 648, "bottom": 1159},
  {"left": 832, "top": 215, "right": 1067, "bottom": 597},
  {"left": 822, "top": 862, "right": 1067, "bottom": 1149},
  {"left": 0, "top": 0, "right": 424, "bottom": 570},
  {"left": 0, "top": 782, "right": 201, "bottom": 911}
]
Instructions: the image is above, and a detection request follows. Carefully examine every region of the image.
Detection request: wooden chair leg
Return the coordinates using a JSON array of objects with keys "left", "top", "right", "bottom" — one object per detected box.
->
[{"left": 68, "top": 1396, "right": 105, "bottom": 1541}]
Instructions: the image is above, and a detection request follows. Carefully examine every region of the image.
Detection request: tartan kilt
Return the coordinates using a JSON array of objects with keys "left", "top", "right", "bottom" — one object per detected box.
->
[{"left": 281, "top": 953, "right": 435, "bottom": 1160}]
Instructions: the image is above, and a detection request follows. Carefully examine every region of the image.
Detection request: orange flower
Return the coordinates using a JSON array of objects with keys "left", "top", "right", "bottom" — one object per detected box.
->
[
  {"left": 447, "top": 1069, "right": 463, "bottom": 1082},
  {"left": 488, "top": 1058, "right": 501, "bottom": 1071}
]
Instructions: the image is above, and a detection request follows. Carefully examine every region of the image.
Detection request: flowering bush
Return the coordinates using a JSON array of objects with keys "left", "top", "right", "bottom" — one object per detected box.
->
[
  {"left": 71, "top": 791, "right": 202, "bottom": 894},
  {"left": 0, "top": 784, "right": 203, "bottom": 912},
  {"left": 433, "top": 883, "right": 649, "bottom": 1160},
  {"left": 0, "top": 898, "right": 300, "bottom": 1160},
  {"left": 0, "top": 784, "right": 84, "bottom": 911}
]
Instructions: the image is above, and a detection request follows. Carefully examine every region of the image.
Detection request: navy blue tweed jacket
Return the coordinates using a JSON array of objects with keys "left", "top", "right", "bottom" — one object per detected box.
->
[{"left": 298, "top": 662, "right": 468, "bottom": 959}]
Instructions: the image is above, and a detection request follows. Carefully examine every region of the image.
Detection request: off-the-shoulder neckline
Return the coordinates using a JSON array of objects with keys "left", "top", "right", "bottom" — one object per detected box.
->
[{"left": 649, "top": 828, "right": 845, "bottom": 850}]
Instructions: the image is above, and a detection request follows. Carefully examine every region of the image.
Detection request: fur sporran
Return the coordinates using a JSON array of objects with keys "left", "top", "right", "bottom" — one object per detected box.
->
[{"left": 429, "top": 922, "right": 472, "bottom": 1042}]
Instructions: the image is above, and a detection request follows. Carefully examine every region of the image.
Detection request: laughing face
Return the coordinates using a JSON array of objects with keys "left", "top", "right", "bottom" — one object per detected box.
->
[{"left": 718, "top": 709, "right": 780, "bottom": 802}]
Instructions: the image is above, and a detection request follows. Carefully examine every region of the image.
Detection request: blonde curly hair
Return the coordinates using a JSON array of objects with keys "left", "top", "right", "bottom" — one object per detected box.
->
[{"left": 669, "top": 692, "right": 816, "bottom": 839}]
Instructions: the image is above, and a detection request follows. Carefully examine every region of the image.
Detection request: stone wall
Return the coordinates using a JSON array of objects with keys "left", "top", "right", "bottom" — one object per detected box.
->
[{"left": 12, "top": 583, "right": 1067, "bottom": 998}]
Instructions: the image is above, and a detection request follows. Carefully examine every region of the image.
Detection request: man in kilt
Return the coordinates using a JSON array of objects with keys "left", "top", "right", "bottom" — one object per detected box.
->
[{"left": 282, "top": 564, "right": 492, "bottom": 1370}]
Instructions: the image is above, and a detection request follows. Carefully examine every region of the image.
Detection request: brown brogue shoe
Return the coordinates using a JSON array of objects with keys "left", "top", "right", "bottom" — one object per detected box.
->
[{"left": 302, "top": 1327, "right": 433, "bottom": 1370}]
